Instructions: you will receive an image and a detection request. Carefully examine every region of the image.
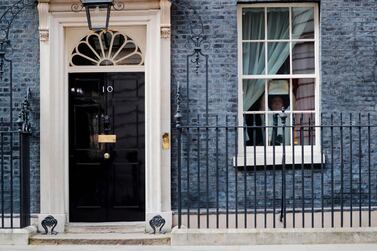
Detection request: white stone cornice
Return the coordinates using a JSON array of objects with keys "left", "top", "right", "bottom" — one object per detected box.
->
[
  {"left": 41, "top": 0, "right": 161, "bottom": 12},
  {"left": 160, "top": 0, "right": 171, "bottom": 26},
  {"left": 160, "top": 0, "right": 171, "bottom": 39},
  {"left": 38, "top": 2, "right": 50, "bottom": 42}
]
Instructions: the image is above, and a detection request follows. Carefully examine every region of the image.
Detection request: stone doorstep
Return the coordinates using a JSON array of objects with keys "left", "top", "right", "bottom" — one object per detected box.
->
[
  {"left": 171, "top": 227, "right": 377, "bottom": 246},
  {"left": 65, "top": 222, "right": 146, "bottom": 234},
  {"left": 29, "top": 233, "right": 171, "bottom": 246},
  {"left": 0, "top": 226, "right": 37, "bottom": 245},
  {"left": 29, "top": 222, "right": 171, "bottom": 245}
]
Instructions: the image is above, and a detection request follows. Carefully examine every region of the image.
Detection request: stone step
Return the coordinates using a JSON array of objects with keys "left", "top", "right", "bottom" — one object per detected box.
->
[
  {"left": 65, "top": 222, "right": 146, "bottom": 234},
  {"left": 30, "top": 233, "right": 171, "bottom": 245}
]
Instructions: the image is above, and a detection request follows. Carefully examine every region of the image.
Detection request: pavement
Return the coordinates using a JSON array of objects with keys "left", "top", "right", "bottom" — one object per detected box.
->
[{"left": 1, "top": 245, "right": 377, "bottom": 251}]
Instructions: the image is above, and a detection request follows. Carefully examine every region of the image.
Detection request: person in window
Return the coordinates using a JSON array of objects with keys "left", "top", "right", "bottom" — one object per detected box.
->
[
  {"left": 245, "top": 80, "right": 291, "bottom": 146},
  {"left": 268, "top": 80, "right": 290, "bottom": 146}
]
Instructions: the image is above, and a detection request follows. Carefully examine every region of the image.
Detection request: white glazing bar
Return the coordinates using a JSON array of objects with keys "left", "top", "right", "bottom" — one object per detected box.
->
[
  {"left": 243, "top": 111, "right": 316, "bottom": 115},
  {"left": 264, "top": 7, "right": 268, "bottom": 75},
  {"left": 242, "top": 39, "right": 315, "bottom": 43},
  {"left": 242, "top": 74, "right": 317, "bottom": 79},
  {"left": 289, "top": 6, "right": 293, "bottom": 76},
  {"left": 264, "top": 6, "right": 269, "bottom": 137},
  {"left": 242, "top": 3, "right": 316, "bottom": 8}
]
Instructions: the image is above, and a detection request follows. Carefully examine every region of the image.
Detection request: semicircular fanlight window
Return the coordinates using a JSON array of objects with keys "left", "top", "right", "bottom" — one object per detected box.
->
[{"left": 70, "top": 30, "right": 144, "bottom": 67}]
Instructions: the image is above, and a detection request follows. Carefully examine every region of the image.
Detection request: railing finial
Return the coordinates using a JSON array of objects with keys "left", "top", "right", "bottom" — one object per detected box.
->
[
  {"left": 279, "top": 107, "right": 287, "bottom": 125},
  {"left": 174, "top": 81, "right": 182, "bottom": 128},
  {"left": 16, "top": 89, "right": 32, "bottom": 133}
]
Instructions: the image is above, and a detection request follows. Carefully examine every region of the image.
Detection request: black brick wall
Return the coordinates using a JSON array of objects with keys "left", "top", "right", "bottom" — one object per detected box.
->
[
  {"left": 171, "top": 0, "right": 377, "bottom": 212},
  {"left": 0, "top": 0, "right": 40, "bottom": 213}
]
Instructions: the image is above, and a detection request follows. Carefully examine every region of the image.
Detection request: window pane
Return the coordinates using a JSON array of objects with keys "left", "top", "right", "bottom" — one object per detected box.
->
[
  {"left": 268, "top": 80, "right": 290, "bottom": 111},
  {"left": 242, "top": 8, "right": 265, "bottom": 40},
  {"left": 292, "top": 78, "right": 315, "bottom": 111},
  {"left": 293, "top": 113, "right": 315, "bottom": 145},
  {"left": 292, "top": 7, "right": 314, "bottom": 39},
  {"left": 243, "top": 42, "right": 265, "bottom": 75},
  {"left": 268, "top": 113, "right": 291, "bottom": 146},
  {"left": 243, "top": 79, "right": 266, "bottom": 112},
  {"left": 244, "top": 114, "right": 266, "bottom": 146},
  {"left": 292, "top": 41, "right": 315, "bottom": 74},
  {"left": 268, "top": 42, "right": 290, "bottom": 74},
  {"left": 267, "top": 7, "right": 289, "bottom": 40}
]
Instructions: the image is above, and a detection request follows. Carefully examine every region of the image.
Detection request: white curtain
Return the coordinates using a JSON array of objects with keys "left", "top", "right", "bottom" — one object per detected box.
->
[
  {"left": 242, "top": 8, "right": 265, "bottom": 112},
  {"left": 243, "top": 7, "right": 313, "bottom": 112}
]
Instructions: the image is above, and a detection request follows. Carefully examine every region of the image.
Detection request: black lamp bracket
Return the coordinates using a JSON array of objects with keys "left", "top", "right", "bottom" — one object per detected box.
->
[{"left": 71, "top": 0, "right": 125, "bottom": 12}]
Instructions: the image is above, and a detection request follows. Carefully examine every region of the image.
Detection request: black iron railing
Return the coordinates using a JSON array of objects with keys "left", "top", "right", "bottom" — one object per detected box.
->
[
  {"left": 0, "top": 0, "right": 35, "bottom": 229},
  {"left": 0, "top": 94, "right": 32, "bottom": 229},
  {"left": 175, "top": 111, "right": 377, "bottom": 229},
  {"left": 0, "top": 130, "right": 31, "bottom": 229}
]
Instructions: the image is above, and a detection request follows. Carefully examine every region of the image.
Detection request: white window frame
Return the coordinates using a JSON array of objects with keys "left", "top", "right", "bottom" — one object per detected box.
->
[{"left": 236, "top": 3, "right": 323, "bottom": 166}]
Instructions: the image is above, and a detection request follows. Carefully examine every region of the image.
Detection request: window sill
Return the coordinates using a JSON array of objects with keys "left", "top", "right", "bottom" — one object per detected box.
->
[{"left": 233, "top": 147, "right": 325, "bottom": 167}]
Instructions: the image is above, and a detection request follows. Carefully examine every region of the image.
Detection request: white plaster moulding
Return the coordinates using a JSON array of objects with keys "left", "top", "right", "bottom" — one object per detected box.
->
[
  {"left": 38, "top": 6, "right": 172, "bottom": 232},
  {"left": 41, "top": 0, "right": 161, "bottom": 12}
]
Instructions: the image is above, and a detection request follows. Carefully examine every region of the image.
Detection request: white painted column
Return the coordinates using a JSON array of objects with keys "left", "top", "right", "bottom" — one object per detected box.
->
[
  {"left": 160, "top": 0, "right": 172, "bottom": 222},
  {"left": 38, "top": 4, "right": 66, "bottom": 232},
  {"left": 145, "top": 0, "right": 172, "bottom": 233}
]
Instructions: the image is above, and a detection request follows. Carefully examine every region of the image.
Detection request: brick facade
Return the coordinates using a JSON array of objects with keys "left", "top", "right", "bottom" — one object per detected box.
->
[
  {"left": 2, "top": 0, "right": 377, "bottom": 218},
  {"left": 0, "top": 0, "right": 40, "bottom": 213},
  {"left": 171, "top": 0, "right": 377, "bottom": 211}
]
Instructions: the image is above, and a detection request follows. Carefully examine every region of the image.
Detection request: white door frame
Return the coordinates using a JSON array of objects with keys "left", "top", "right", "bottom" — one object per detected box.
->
[{"left": 37, "top": 3, "right": 172, "bottom": 233}]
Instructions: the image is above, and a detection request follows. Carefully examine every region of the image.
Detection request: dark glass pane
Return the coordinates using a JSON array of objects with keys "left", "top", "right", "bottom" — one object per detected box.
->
[
  {"left": 242, "top": 8, "right": 265, "bottom": 40},
  {"left": 102, "top": 32, "right": 112, "bottom": 50},
  {"left": 293, "top": 113, "right": 315, "bottom": 145},
  {"left": 117, "top": 53, "right": 143, "bottom": 65},
  {"left": 243, "top": 42, "right": 265, "bottom": 75},
  {"left": 77, "top": 43, "right": 98, "bottom": 61},
  {"left": 71, "top": 54, "right": 96, "bottom": 66},
  {"left": 292, "top": 41, "right": 315, "bottom": 74},
  {"left": 268, "top": 42, "right": 290, "bottom": 74},
  {"left": 114, "top": 42, "right": 142, "bottom": 65},
  {"left": 267, "top": 7, "right": 289, "bottom": 40},
  {"left": 243, "top": 79, "right": 266, "bottom": 112},
  {"left": 244, "top": 114, "right": 266, "bottom": 146},
  {"left": 88, "top": 35, "right": 102, "bottom": 55},
  {"left": 292, "top": 78, "right": 315, "bottom": 111},
  {"left": 292, "top": 7, "right": 314, "bottom": 39},
  {"left": 109, "top": 33, "right": 126, "bottom": 58}
]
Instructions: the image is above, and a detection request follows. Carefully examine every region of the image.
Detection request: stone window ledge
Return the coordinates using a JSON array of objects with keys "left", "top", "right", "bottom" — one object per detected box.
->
[{"left": 233, "top": 147, "right": 325, "bottom": 167}]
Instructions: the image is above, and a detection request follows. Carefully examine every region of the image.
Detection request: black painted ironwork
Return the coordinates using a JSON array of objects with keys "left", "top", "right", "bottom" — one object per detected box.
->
[
  {"left": 71, "top": 0, "right": 125, "bottom": 31},
  {"left": 0, "top": 90, "right": 32, "bottom": 229},
  {"left": 149, "top": 215, "right": 166, "bottom": 234},
  {"left": 172, "top": 0, "right": 210, "bottom": 125},
  {"left": 175, "top": 112, "right": 377, "bottom": 229},
  {"left": 172, "top": 1, "right": 211, "bottom": 229},
  {"left": 0, "top": 1, "right": 34, "bottom": 229},
  {"left": 41, "top": 215, "right": 58, "bottom": 235},
  {"left": 71, "top": 0, "right": 124, "bottom": 12}
]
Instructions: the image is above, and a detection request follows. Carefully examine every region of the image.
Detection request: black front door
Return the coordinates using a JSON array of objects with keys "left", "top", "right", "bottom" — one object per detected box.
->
[{"left": 69, "top": 72, "right": 145, "bottom": 222}]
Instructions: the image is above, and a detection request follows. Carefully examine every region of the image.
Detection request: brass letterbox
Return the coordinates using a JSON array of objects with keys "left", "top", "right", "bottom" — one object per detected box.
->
[{"left": 98, "top": 134, "right": 117, "bottom": 143}]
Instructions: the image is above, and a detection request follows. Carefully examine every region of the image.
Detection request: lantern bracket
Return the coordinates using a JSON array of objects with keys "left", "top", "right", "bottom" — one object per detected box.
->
[{"left": 71, "top": 0, "right": 125, "bottom": 12}]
